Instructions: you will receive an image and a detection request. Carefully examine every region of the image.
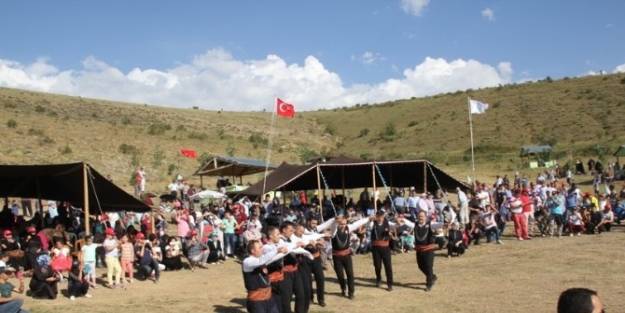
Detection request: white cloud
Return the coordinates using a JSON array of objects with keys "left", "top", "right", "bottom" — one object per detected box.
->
[
  {"left": 352, "top": 51, "right": 385, "bottom": 65},
  {"left": 481, "top": 8, "right": 495, "bottom": 21},
  {"left": 0, "top": 50, "right": 514, "bottom": 111},
  {"left": 615, "top": 63, "right": 625, "bottom": 73},
  {"left": 400, "top": 0, "right": 430, "bottom": 16}
]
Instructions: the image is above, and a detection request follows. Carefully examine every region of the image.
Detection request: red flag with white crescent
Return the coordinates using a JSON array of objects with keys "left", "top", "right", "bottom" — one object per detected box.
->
[{"left": 276, "top": 98, "right": 295, "bottom": 118}]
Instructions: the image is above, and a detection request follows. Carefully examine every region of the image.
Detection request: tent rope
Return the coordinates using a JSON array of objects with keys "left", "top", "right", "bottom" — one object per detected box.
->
[
  {"left": 374, "top": 163, "right": 397, "bottom": 214},
  {"left": 86, "top": 167, "right": 105, "bottom": 217},
  {"left": 426, "top": 163, "right": 448, "bottom": 201},
  {"left": 317, "top": 167, "right": 338, "bottom": 217}
]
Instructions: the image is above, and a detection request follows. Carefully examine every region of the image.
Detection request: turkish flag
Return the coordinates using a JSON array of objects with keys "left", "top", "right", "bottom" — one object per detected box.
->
[
  {"left": 180, "top": 148, "right": 197, "bottom": 159},
  {"left": 276, "top": 98, "right": 295, "bottom": 118}
]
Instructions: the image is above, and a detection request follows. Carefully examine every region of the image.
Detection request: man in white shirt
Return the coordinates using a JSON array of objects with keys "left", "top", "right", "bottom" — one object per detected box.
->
[{"left": 457, "top": 187, "right": 469, "bottom": 225}]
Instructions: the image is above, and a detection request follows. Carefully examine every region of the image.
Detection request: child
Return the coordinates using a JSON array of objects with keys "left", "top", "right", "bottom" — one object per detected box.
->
[
  {"left": 50, "top": 240, "right": 72, "bottom": 280},
  {"left": 0, "top": 268, "right": 27, "bottom": 313},
  {"left": 80, "top": 236, "right": 99, "bottom": 288},
  {"left": 102, "top": 228, "right": 122, "bottom": 288},
  {"left": 120, "top": 235, "right": 135, "bottom": 284},
  {"left": 568, "top": 207, "right": 585, "bottom": 236},
  {"left": 68, "top": 255, "right": 91, "bottom": 300}
]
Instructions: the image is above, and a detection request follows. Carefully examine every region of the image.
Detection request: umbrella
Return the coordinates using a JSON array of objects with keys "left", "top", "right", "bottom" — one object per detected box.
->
[{"left": 190, "top": 189, "right": 226, "bottom": 200}]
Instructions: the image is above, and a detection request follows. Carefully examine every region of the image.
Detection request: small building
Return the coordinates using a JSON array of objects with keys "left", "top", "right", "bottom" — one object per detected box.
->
[
  {"left": 193, "top": 155, "right": 275, "bottom": 189},
  {"left": 520, "top": 145, "right": 554, "bottom": 168}
]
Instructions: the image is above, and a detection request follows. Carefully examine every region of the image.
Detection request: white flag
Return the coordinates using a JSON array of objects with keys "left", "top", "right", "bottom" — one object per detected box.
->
[{"left": 469, "top": 99, "right": 489, "bottom": 114}]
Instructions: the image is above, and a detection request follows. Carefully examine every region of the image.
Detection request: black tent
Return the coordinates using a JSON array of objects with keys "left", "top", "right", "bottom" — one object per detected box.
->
[
  {"left": 240, "top": 158, "right": 468, "bottom": 197},
  {"left": 0, "top": 162, "right": 150, "bottom": 213}
]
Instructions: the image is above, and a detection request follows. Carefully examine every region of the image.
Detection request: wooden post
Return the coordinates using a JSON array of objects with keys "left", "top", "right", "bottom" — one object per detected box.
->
[
  {"left": 372, "top": 163, "right": 377, "bottom": 212},
  {"left": 83, "top": 163, "right": 91, "bottom": 236},
  {"left": 200, "top": 175, "right": 204, "bottom": 188},
  {"left": 423, "top": 163, "right": 428, "bottom": 193},
  {"left": 151, "top": 209, "right": 156, "bottom": 235},
  {"left": 316, "top": 164, "right": 323, "bottom": 221}
]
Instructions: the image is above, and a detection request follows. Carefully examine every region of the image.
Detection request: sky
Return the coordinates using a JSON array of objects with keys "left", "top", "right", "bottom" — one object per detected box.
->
[{"left": 0, "top": 0, "right": 624, "bottom": 111}]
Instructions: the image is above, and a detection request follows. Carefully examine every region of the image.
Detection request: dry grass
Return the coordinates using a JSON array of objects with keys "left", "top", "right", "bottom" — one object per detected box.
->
[{"left": 22, "top": 227, "right": 625, "bottom": 313}]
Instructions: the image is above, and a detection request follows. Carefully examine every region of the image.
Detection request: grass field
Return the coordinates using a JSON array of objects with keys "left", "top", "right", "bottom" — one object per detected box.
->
[{"left": 21, "top": 225, "right": 625, "bottom": 313}]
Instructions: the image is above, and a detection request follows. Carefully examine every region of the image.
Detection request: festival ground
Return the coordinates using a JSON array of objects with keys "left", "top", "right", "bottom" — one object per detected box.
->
[{"left": 23, "top": 226, "right": 625, "bottom": 313}]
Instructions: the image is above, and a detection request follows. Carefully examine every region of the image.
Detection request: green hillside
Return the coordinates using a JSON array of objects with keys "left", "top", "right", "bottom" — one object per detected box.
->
[
  {"left": 304, "top": 73, "right": 625, "bottom": 178},
  {"left": 0, "top": 88, "right": 336, "bottom": 191},
  {"left": 1, "top": 73, "right": 625, "bottom": 191}
]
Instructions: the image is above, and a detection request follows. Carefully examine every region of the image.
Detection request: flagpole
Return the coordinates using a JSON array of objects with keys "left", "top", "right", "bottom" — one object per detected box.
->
[
  {"left": 467, "top": 97, "right": 476, "bottom": 179},
  {"left": 262, "top": 98, "right": 277, "bottom": 197}
]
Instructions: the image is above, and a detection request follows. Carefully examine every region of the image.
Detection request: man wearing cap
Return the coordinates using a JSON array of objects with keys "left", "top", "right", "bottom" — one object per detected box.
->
[
  {"left": 316, "top": 213, "right": 370, "bottom": 299},
  {"left": 369, "top": 210, "right": 394, "bottom": 291},
  {"left": 242, "top": 240, "right": 287, "bottom": 313}
]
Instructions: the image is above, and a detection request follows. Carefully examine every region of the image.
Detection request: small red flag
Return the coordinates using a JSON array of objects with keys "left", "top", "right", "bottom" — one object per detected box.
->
[
  {"left": 276, "top": 98, "right": 295, "bottom": 118},
  {"left": 180, "top": 149, "right": 197, "bottom": 159}
]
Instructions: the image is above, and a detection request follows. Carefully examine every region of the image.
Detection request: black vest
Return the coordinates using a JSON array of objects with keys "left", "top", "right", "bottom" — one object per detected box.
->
[
  {"left": 243, "top": 266, "right": 270, "bottom": 291},
  {"left": 331, "top": 226, "right": 351, "bottom": 250},
  {"left": 370, "top": 219, "right": 390, "bottom": 241},
  {"left": 413, "top": 223, "right": 434, "bottom": 245}
]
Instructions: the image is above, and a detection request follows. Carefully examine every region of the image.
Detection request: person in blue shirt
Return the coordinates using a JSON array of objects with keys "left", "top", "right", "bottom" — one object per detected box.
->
[{"left": 547, "top": 190, "right": 566, "bottom": 237}]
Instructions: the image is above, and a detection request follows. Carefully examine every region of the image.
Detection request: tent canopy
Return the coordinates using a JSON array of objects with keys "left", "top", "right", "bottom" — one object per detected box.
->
[
  {"left": 0, "top": 162, "right": 151, "bottom": 212},
  {"left": 194, "top": 155, "right": 275, "bottom": 177},
  {"left": 240, "top": 158, "right": 469, "bottom": 197},
  {"left": 520, "top": 145, "right": 552, "bottom": 157}
]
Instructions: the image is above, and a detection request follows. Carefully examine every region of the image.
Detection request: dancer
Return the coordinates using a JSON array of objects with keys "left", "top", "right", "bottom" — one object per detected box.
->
[
  {"left": 369, "top": 210, "right": 394, "bottom": 291},
  {"left": 407, "top": 210, "right": 439, "bottom": 291},
  {"left": 317, "top": 213, "right": 370, "bottom": 299},
  {"left": 242, "top": 239, "right": 287, "bottom": 313}
]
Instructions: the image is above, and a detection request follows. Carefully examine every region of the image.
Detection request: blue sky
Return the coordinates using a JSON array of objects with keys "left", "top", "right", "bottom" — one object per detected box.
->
[{"left": 0, "top": 1, "right": 624, "bottom": 110}]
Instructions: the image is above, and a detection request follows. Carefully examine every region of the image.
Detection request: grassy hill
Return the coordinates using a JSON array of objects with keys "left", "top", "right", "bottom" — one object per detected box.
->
[
  {"left": 305, "top": 73, "right": 625, "bottom": 178},
  {"left": 2, "top": 73, "right": 625, "bottom": 191},
  {"left": 0, "top": 88, "right": 336, "bottom": 191}
]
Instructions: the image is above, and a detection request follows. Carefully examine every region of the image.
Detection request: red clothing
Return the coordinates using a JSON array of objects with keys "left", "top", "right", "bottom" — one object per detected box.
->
[
  {"left": 512, "top": 213, "right": 529, "bottom": 239},
  {"left": 520, "top": 194, "right": 532, "bottom": 213},
  {"left": 299, "top": 191, "right": 308, "bottom": 205},
  {"left": 233, "top": 211, "right": 247, "bottom": 235}
]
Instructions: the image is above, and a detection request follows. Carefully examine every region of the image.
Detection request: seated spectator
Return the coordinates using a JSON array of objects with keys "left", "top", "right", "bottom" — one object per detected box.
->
[
  {"left": 557, "top": 288, "right": 604, "bottom": 313},
  {"left": 136, "top": 233, "right": 160, "bottom": 283},
  {"left": 595, "top": 205, "right": 614, "bottom": 233},
  {"left": 480, "top": 206, "right": 503, "bottom": 244},
  {"left": 29, "top": 253, "right": 60, "bottom": 299},
  {"left": 163, "top": 237, "right": 183, "bottom": 271},
  {"left": 568, "top": 208, "right": 585, "bottom": 236},
  {"left": 67, "top": 255, "right": 90, "bottom": 300},
  {"left": 0, "top": 268, "right": 28, "bottom": 313},
  {"left": 50, "top": 239, "right": 71, "bottom": 280},
  {"left": 186, "top": 231, "right": 209, "bottom": 269},
  {"left": 446, "top": 222, "right": 465, "bottom": 258}
]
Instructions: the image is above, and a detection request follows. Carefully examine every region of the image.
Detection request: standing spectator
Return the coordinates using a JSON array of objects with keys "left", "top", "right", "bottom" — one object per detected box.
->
[
  {"left": 510, "top": 196, "right": 528, "bottom": 240},
  {"left": 80, "top": 235, "right": 99, "bottom": 288},
  {"left": 457, "top": 187, "right": 469, "bottom": 226},
  {"left": 103, "top": 228, "right": 122, "bottom": 288},
  {"left": 134, "top": 166, "right": 146, "bottom": 197},
  {"left": 119, "top": 235, "right": 135, "bottom": 285},
  {"left": 221, "top": 211, "right": 238, "bottom": 259}
]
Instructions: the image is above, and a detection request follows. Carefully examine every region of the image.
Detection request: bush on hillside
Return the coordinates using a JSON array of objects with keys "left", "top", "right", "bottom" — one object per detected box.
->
[
  {"left": 35, "top": 105, "right": 45, "bottom": 113},
  {"left": 120, "top": 116, "right": 131, "bottom": 125},
  {"left": 6, "top": 119, "right": 17, "bottom": 128},
  {"left": 324, "top": 124, "right": 336, "bottom": 136},
  {"left": 60, "top": 145, "right": 72, "bottom": 154},
  {"left": 297, "top": 147, "right": 318, "bottom": 164},
  {"left": 225, "top": 144, "right": 236, "bottom": 157},
  {"left": 188, "top": 131, "right": 208, "bottom": 140},
  {"left": 379, "top": 121, "right": 397, "bottom": 142},
  {"left": 147, "top": 122, "right": 172, "bottom": 135},
  {"left": 152, "top": 149, "right": 165, "bottom": 168},
  {"left": 118, "top": 143, "right": 139, "bottom": 155},
  {"left": 248, "top": 132, "right": 268, "bottom": 149},
  {"left": 358, "top": 128, "right": 369, "bottom": 137}
]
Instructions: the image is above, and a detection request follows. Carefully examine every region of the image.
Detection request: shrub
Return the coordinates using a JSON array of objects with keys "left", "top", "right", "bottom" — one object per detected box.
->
[
  {"left": 358, "top": 128, "right": 370, "bottom": 137},
  {"left": 226, "top": 144, "right": 236, "bottom": 157},
  {"left": 620, "top": 77, "right": 625, "bottom": 84},
  {"left": 39, "top": 136, "right": 55, "bottom": 145},
  {"left": 60, "top": 145, "right": 72, "bottom": 154},
  {"left": 216, "top": 127, "right": 225, "bottom": 139},
  {"left": 152, "top": 149, "right": 165, "bottom": 168},
  {"left": 324, "top": 124, "right": 336, "bottom": 136},
  {"left": 407, "top": 121, "right": 418, "bottom": 127},
  {"left": 6, "top": 119, "right": 17, "bottom": 128},
  {"left": 176, "top": 124, "right": 186, "bottom": 132},
  {"left": 121, "top": 116, "right": 131, "bottom": 125},
  {"left": 248, "top": 133, "right": 268, "bottom": 149},
  {"left": 188, "top": 131, "right": 208, "bottom": 140},
  {"left": 297, "top": 147, "right": 318, "bottom": 164},
  {"left": 379, "top": 121, "right": 397, "bottom": 142},
  {"left": 118, "top": 143, "right": 139, "bottom": 155},
  {"left": 147, "top": 122, "right": 172, "bottom": 135},
  {"left": 27, "top": 128, "right": 45, "bottom": 136},
  {"left": 35, "top": 105, "right": 45, "bottom": 113},
  {"left": 167, "top": 163, "right": 178, "bottom": 176}
]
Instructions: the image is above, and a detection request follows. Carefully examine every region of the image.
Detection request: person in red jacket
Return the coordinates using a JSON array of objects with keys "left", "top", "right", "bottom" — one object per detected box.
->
[
  {"left": 520, "top": 189, "right": 533, "bottom": 240},
  {"left": 509, "top": 195, "right": 528, "bottom": 240}
]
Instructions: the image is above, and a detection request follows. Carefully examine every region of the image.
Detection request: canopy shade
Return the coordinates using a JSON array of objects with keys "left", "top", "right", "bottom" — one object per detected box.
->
[
  {"left": 0, "top": 162, "right": 151, "bottom": 212},
  {"left": 239, "top": 159, "right": 469, "bottom": 197},
  {"left": 194, "top": 155, "right": 276, "bottom": 177}
]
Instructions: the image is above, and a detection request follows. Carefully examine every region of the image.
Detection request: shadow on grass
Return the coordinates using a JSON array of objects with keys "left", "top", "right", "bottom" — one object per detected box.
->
[{"left": 213, "top": 298, "right": 247, "bottom": 313}]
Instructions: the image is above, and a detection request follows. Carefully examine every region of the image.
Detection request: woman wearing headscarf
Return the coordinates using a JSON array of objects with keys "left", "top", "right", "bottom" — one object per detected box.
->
[{"left": 28, "top": 253, "right": 60, "bottom": 299}]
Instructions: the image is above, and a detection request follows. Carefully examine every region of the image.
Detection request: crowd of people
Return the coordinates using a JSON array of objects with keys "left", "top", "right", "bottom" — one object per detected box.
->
[{"left": 0, "top": 159, "right": 623, "bottom": 313}]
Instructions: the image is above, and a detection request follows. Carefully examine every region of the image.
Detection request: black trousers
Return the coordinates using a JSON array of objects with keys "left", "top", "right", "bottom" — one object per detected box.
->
[
  {"left": 308, "top": 257, "right": 325, "bottom": 304},
  {"left": 280, "top": 271, "right": 305, "bottom": 313},
  {"left": 371, "top": 246, "right": 393, "bottom": 287},
  {"left": 447, "top": 242, "right": 465, "bottom": 256},
  {"left": 247, "top": 298, "right": 280, "bottom": 313},
  {"left": 68, "top": 279, "right": 89, "bottom": 297},
  {"left": 296, "top": 263, "right": 311, "bottom": 313},
  {"left": 416, "top": 250, "right": 435, "bottom": 287},
  {"left": 332, "top": 255, "right": 354, "bottom": 296}
]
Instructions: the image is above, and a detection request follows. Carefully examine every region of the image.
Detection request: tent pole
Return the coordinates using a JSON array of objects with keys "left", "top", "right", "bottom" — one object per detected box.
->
[
  {"left": 316, "top": 164, "right": 323, "bottom": 221},
  {"left": 372, "top": 163, "right": 377, "bottom": 212},
  {"left": 83, "top": 163, "right": 91, "bottom": 236},
  {"left": 151, "top": 209, "right": 155, "bottom": 235},
  {"left": 423, "top": 163, "right": 428, "bottom": 193},
  {"left": 341, "top": 166, "right": 346, "bottom": 207},
  {"left": 200, "top": 175, "right": 204, "bottom": 188}
]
